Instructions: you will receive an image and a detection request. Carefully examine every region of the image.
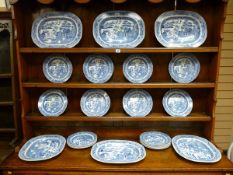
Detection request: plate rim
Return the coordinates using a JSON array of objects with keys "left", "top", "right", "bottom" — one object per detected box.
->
[
  {"left": 90, "top": 139, "right": 146, "bottom": 164},
  {"left": 123, "top": 54, "right": 153, "bottom": 83},
  {"left": 93, "top": 10, "right": 145, "bottom": 48},
  {"left": 67, "top": 131, "right": 98, "bottom": 149},
  {"left": 83, "top": 54, "right": 114, "bottom": 83},
  {"left": 38, "top": 89, "right": 68, "bottom": 117},
  {"left": 43, "top": 54, "right": 73, "bottom": 83},
  {"left": 154, "top": 10, "right": 207, "bottom": 48},
  {"left": 18, "top": 134, "right": 66, "bottom": 161},
  {"left": 172, "top": 135, "right": 222, "bottom": 163},
  {"left": 31, "top": 11, "right": 83, "bottom": 48}
]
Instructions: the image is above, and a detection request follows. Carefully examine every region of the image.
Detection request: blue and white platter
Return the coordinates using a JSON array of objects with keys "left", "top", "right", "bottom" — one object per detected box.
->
[
  {"left": 162, "top": 89, "right": 193, "bottom": 117},
  {"left": 38, "top": 89, "right": 68, "bottom": 117},
  {"left": 32, "top": 12, "right": 82, "bottom": 48},
  {"left": 123, "top": 54, "right": 153, "bottom": 83},
  {"left": 123, "top": 89, "right": 153, "bottom": 117},
  {"left": 140, "top": 131, "right": 171, "bottom": 150},
  {"left": 83, "top": 54, "right": 114, "bottom": 83},
  {"left": 91, "top": 140, "right": 146, "bottom": 164},
  {"left": 93, "top": 11, "right": 145, "bottom": 48},
  {"left": 169, "top": 53, "right": 200, "bottom": 83},
  {"left": 43, "top": 54, "right": 73, "bottom": 83},
  {"left": 172, "top": 135, "right": 222, "bottom": 163},
  {"left": 18, "top": 135, "right": 66, "bottom": 161},
  {"left": 67, "top": 131, "right": 97, "bottom": 149},
  {"left": 80, "top": 89, "right": 110, "bottom": 117},
  {"left": 155, "top": 10, "right": 207, "bottom": 47}
]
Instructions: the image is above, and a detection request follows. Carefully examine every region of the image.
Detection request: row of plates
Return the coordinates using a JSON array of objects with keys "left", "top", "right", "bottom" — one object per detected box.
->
[
  {"left": 32, "top": 10, "right": 207, "bottom": 48},
  {"left": 38, "top": 89, "right": 193, "bottom": 117},
  {"left": 43, "top": 53, "right": 200, "bottom": 84},
  {"left": 18, "top": 132, "right": 221, "bottom": 164}
]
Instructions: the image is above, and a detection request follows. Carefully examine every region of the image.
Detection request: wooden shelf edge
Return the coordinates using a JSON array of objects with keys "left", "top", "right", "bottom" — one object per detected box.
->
[
  {"left": 26, "top": 113, "right": 211, "bottom": 122},
  {"left": 19, "top": 47, "right": 219, "bottom": 53},
  {"left": 0, "top": 73, "right": 12, "bottom": 78},
  {"left": 0, "top": 128, "right": 16, "bottom": 133},
  {"left": 0, "top": 101, "right": 14, "bottom": 106},
  {"left": 22, "top": 82, "right": 216, "bottom": 89}
]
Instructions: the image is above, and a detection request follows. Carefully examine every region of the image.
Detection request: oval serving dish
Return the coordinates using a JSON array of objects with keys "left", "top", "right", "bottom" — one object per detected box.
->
[
  {"left": 32, "top": 11, "right": 83, "bottom": 48},
  {"left": 18, "top": 135, "right": 66, "bottom": 161},
  {"left": 91, "top": 140, "right": 146, "bottom": 164},
  {"left": 93, "top": 11, "right": 145, "bottom": 48},
  {"left": 155, "top": 10, "right": 207, "bottom": 47}
]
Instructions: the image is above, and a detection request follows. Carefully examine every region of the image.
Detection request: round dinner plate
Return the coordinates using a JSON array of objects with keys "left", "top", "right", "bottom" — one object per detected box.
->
[
  {"left": 123, "top": 89, "right": 153, "bottom": 117},
  {"left": 80, "top": 89, "right": 111, "bottom": 117},
  {"left": 67, "top": 131, "right": 97, "bottom": 149},
  {"left": 169, "top": 53, "right": 200, "bottom": 83},
  {"left": 43, "top": 54, "right": 73, "bottom": 83},
  {"left": 83, "top": 54, "right": 114, "bottom": 83},
  {"left": 162, "top": 89, "right": 193, "bottom": 117},
  {"left": 123, "top": 54, "right": 153, "bottom": 83},
  {"left": 140, "top": 131, "right": 171, "bottom": 150},
  {"left": 38, "top": 89, "right": 68, "bottom": 117}
]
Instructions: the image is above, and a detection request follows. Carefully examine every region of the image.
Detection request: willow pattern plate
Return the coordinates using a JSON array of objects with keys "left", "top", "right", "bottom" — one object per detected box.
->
[
  {"left": 123, "top": 54, "right": 153, "bottom": 83},
  {"left": 91, "top": 140, "right": 146, "bottom": 164},
  {"left": 43, "top": 54, "right": 73, "bottom": 83},
  {"left": 140, "top": 131, "right": 171, "bottom": 150},
  {"left": 169, "top": 53, "right": 200, "bottom": 83},
  {"left": 18, "top": 135, "right": 66, "bottom": 161},
  {"left": 80, "top": 89, "right": 110, "bottom": 117},
  {"left": 38, "top": 89, "right": 68, "bottom": 117},
  {"left": 67, "top": 131, "right": 97, "bottom": 149},
  {"left": 155, "top": 10, "right": 207, "bottom": 47},
  {"left": 123, "top": 89, "right": 153, "bottom": 117},
  {"left": 83, "top": 54, "right": 114, "bottom": 83},
  {"left": 32, "top": 12, "right": 82, "bottom": 48},
  {"left": 172, "top": 135, "right": 222, "bottom": 163},
  {"left": 93, "top": 11, "right": 145, "bottom": 48},
  {"left": 162, "top": 89, "right": 193, "bottom": 117}
]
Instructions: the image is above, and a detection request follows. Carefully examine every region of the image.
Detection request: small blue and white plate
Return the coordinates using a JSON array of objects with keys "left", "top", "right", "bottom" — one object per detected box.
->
[
  {"left": 123, "top": 89, "right": 153, "bottom": 117},
  {"left": 172, "top": 135, "right": 222, "bottom": 163},
  {"left": 140, "top": 131, "right": 171, "bottom": 150},
  {"left": 83, "top": 54, "right": 114, "bottom": 83},
  {"left": 18, "top": 135, "right": 66, "bottom": 161},
  {"left": 32, "top": 11, "right": 82, "bottom": 48},
  {"left": 162, "top": 89, "right": 193, "bottom": 117},
  {"left": 93, "top": 11, "right": 145, "bottom": 48},
  {"left": 67, "top": 131, "right": 97, "bottom": 149},
  {"left": 43, "top": 54, "right": 73, "bottom": 83},
  {"left": 123, "top": 54, "right": 153, "bottom": 83},
  {"left": 38, "top": 89, "right": 68, "bottom": 117},
  {"left": 169, "top": 53, "right": 200, "bottom": 83},
  {"left": 80, "top": 89, "right": 110, "bottom": 117}
]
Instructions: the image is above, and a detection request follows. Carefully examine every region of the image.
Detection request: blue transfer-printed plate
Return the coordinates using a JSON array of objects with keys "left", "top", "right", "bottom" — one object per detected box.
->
[
  {"left": 80, "top": 89, "right": 110, "bottom": 117},
  {"left": 38, "top": 89, "right": 68, "bottom": 117},
  {"left": 162, "top": 89, "right": 193, "bottom": 117},
  {"left": 123, "top": 54, "right": 153, "bottom": 83},
  {"left": 169, "top": 53, "right": 200, "bottom": 83},
  {"left": 32, "top": 12, "right": 82, "bottom": 48},
  {"left": 18, "top": 135, "right": 66, "bottom": 161},
  {"left": 123, "top": 89, "right": 153, "bottom": 117},
  {"left": 93, "top": 11, "right": 145, "bottom": 48},
  {"left": 83, "top": 54, "right": 114, "bottom": 83},
  {"left": 140, "top": 131, "right": 171, "bottom": 150},
  {"left": 172, "top": 135, "right": 222, "bottom": 163},
  {"left": 67, "top": 131, "right": 97, "bottom": 149},
  {"left": 155, "top": 10, "right": 207, "bottom": 47},
  {"left": 91, "top": 140, "right": 146, "bottom": 164},
  {"left": 43, "top": 54, "right": 73, "bottom": 83}
]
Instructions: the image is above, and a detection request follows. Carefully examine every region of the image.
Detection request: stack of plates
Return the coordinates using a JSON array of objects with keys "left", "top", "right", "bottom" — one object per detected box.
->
[{"left": 140, "top": 131, "right": 171, "bottom": 150}]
